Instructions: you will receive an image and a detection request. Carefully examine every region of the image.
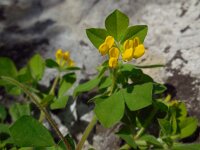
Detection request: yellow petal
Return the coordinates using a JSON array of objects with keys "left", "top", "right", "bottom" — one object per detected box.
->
[
  {"left": 122, "top": 48, "right": 134, "bottom": 61},
  {"left": 109, "top": 57, "right": 118, "bottom": 68},
  {"left": 105, "top": 36, "right": 114, "bottom": 48},
  {"left": 133, "top": 44, "right": 145, "bottom": 59},
  {"left": 68, "top": 59, "right": 75, "bottom": 67},
  {"left": 133, "top": 37, "right": 140, "bottom": 47},
  {"left": 98, "top": 42, "right": 109, "bottom": 55},
  {"left": 55, "top": 49, "right": 63, "bottom": 59},
  {"left": 63, "top": 51, "right": 70, "bottom": 61},
  {"left": 109, "top": 47, "right": 119, "bottom": 58},
  {"left": 123, "top": 39, "right": 133, "bottom": 50}
]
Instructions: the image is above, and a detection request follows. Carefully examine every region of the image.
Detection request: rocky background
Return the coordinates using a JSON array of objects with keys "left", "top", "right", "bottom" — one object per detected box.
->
[{"left": 0, "top": 0, "right": 200, "bottom": 149}]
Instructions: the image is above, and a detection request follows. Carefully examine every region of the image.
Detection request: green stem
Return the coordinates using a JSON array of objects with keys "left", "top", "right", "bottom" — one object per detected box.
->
[
  {"left": 109, "top": 68, "right": 117, "bottom": 95},
  {"left": 0, "top": 76, "right": 71, "bottom": 150},
  {"left": 76, "top": 115, "right": 97, "bottom": 150},
  {"left": 134, "top": 107, "right": 158, "bottom": 140},
  {"left": 39, "top": 111, "right": 45, "bottom": 122},
  {"left": 49, "top": 75, "right": 60, "bottom": 95},
  {"left": 39, "top": 74, "right": 60, "bottom": 122}
]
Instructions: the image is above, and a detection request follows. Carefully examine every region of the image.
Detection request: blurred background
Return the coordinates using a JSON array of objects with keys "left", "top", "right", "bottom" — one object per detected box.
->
[{"left": 0, "top": 0, "right": 200, "bottom": 149}]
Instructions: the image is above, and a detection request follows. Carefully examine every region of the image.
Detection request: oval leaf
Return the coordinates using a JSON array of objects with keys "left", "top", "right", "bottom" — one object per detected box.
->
[
  {"left": 105, "top": 9, "right": 129, "bottom": 41},
  {"left": 122, "top": 82, "right": 153, "bottom": 111},
  {"left": 28, "top": 54, "right": 45, "bottom": 81},
  {"left": 121, "top": 25, "right": 148, "bottom": 43},
  {"left": 50, "top": 96, "right": 69, "bottom": 110},
  {"left": 9, "top": 103, "right": 31, "bottom": 122},
  {"left": 59, "top": 73, "right": 76, "bottom": 97},
  {"left": 94, "top": 91, "right": 124, "bottom": 128},
  {"left": 86, "top": 28, "right": 108, "bottom": 49},
  {"left": 172, "top": 143, "right": 200, "bottom": 150},
  {"left": 0, "top": 57, "right": 17, "bottom": 77},
  {"left": 179, "top": 117, "right": 198, "bottom": 138},
  {"left": 73, "top": 76, "right": 101, "bottom": 97},
  {"left": 46, "top": 59, "right": 59, "bottom": 68},
  {"left": 10, "top": 116, "right": 55, "bottom": 147},
  {"left": 0, "top": 57, "right": 18, "bottom": 85}
]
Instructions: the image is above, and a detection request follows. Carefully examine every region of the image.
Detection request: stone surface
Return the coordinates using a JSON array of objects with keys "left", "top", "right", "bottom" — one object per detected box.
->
[{"left": 0, "top": 0, "right": 200, "bottom": 148}]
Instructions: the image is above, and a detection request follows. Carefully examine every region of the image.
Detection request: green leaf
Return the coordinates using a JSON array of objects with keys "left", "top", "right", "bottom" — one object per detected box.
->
[
  {"left": 86, "top": 28, "right": 108, "bottom": 49},
  {"left": 105, "top": 9, "right": 129, "bottom": 41},
  {"left": 58, "top": 134, "right": 75, "bottom": 150},
  {"left": 50, "top": 96, "right": 69, "bottom": 110},
  {"left": 9, "top": 103, "right": 31, "bottom": 122},
  {"left": 172, "top": 143, "right": 200, "bottom": 150},
  {"left": 0, "top": 57, "right": 17, "bottom": 85},
  {"left": 116, "top": 127, "right": 137, "bottom": 149},
  {"left": 97, "top": 60, "right": 109, "bottom": 78},
  {"left": 122, "top": 82, "right": 153, "bottom": 111},
  {"left": 0, "top": 104, "right": 7, "bottom": 122},
  {"left": 154, "top": 100, "right": 168, "bottom": 112},
  {"left": 41, "top": 94, "right": 54, "bottom": 107},
  {"left": 59, "top": 73, "right": 76, "bottom": 97},
  {"left": 46, "top": 59, "right": 59, "bottom": 68},
  {"left": 98, "top": 76, "right": 112, "bottom": 90},
  {"left": 94, "top": 91, "right": 125, "bottom": 127},
  {"left": 17, "top": 66, "right": 33, "bottom": 83},
  {"left": 28, "top": 54, "right": 45, "bottom": 81},
  {"left": 0, "top": 57, "right": 17, "bottom": 77},
  {"left": 179, "top": 117, "right": 198, "bottom": 138},
  {"left": 10, "top": 116, "right": 55, "bottom": 147},
  {"left": 158, "top": 119, "right": 172, "bottom": 135},
  {"left": 153, "top": 83, "right": 167, "bottom": 94},
  {"left": 135, "top": 64, "right": 165, "bottom": 69},
  {"left": 61, "top": 66, "right": 81, "bottom": 71},
  {"left": 121, "top": 25, "right": 148, "bottom": 43},
  {"left": 5, "top": 84, "right": 22, "bottom": 95},
  {"left": 176, "top": 102, "right": 187, "bottom": 122},
  {"left": 73, "top": 76, "right": 101, "bottom": 97},
  {"left": 140, "top": 135, "right": 162, "bottom": 147},
  {"left": 117, "top": 64, "right": 143, "bottom": 85},
  {"left": 0, "top": 137, "right": 14, "bottom": 149},
  {"left": 0, "top": 123, "right": 10, "bottom": 134},
  {"left": 171, "top": 113, "right": 177, "bottom": 134}
]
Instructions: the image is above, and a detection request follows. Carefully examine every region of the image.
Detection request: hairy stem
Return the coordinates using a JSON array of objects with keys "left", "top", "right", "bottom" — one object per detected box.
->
[
  {"left": 76, "top": 115, "right": 97, "bottom": 150},
  {"left": 0, "top": 76, "right": 71, "bottom": 150}
]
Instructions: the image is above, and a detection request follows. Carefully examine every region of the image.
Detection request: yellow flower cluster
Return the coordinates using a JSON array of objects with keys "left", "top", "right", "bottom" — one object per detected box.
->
[
  {"left": 55, "top": 49, "right": 75, "bottom": 67},
  {"left": 99, "top": 36, "right": 119, "bottom": 68},
  {"left": 98, "top": 36, "right": 145, "bottom": 68},
  {"left": 122, "top": 37, "right": 145, "bottom": 61}
]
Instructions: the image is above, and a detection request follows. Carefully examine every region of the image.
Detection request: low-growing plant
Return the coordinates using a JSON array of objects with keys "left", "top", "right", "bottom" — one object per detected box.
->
[{"left": 0, "top": 9, "right": 199, "bottom": 150}]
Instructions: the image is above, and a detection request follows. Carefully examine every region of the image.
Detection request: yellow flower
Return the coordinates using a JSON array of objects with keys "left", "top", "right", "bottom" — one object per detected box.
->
[
  {"left": 55, "top": 49, "right": 63, "bottom": 59},
  {"left": 122, "top": 37, "right": 145, "bottom": 61},
  {"left": 123, "top": 39, "right": 133, "bottom": 50},
  {"left": 133, "top": 37, "right": 140, "bottom": 47},
  {"left": 109, "top": 47, "right": 119, "bottom": 58},
  {"left": 98, "top": 36, "right": 115, "bottom": 56},
  {"left": 63, "top": 51, "right": 70, "bottom": 61},
  {"left": 122, "top": 48, "right": 134, "bottom": 61},
  {"left": 99, "top": 42, "right": 109, "bottom": 55},
  {"left": 55, "top": 49, "right": 75, "bottom": 67},
  {"left": 67, "top": 59, "right": 75, "bottom": 67},
  {"left": 105, "top": 36, "right": 114, "bottom": 48},
  {"left": 133, "top": 44, "right": 145, "bottom": 59},
  {"left": 109, "top": 57, "right": 118, "bottom": 68}
]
